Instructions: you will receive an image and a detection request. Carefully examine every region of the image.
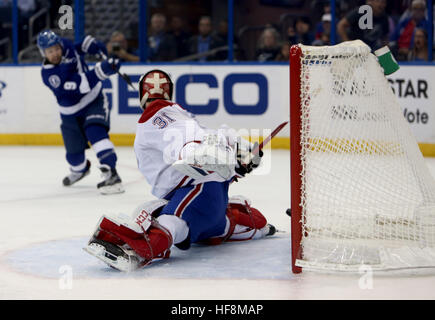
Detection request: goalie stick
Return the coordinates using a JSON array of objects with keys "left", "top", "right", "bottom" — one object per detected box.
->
[{"left": 252, "top": 121, "right": 289, "bottom": 155}]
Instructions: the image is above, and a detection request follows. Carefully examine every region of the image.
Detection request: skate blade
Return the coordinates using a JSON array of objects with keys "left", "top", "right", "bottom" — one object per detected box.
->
[
  {"left": 98, "top": 183, "right": 125, "bottom": 195},
  {"left": 83, "top": 242, "right": 138, "bottom": 272}
]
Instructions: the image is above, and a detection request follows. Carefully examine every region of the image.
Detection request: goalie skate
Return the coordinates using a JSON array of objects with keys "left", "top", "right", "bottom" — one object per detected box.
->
[{"left": 83, "top": 237, "right": 144, "bottom": 272}]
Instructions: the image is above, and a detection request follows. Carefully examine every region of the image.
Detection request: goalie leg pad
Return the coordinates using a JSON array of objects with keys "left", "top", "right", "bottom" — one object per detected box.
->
[
  {"left": 160, "top": 181, "right": 230, "bottom": 243},
  {"left": 227, "top": 195, "right": 267, "bottom": 230},
  {"left": 203, "top": 195, "right": 270, "bottom": 244},
  {"left": 91, "top": 214, "right": 143, "bottom": 247},
  {"left": 97, "top": 214, "right": 173, "bottom": 262},
  {"left": 118, "top": 227, "right": 172, "bottom": 261}
]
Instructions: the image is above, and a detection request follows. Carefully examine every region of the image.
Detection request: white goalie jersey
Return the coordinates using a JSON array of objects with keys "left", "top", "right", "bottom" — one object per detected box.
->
[{"left": 134, "top": 100, "right": 239, "bottom": 198}]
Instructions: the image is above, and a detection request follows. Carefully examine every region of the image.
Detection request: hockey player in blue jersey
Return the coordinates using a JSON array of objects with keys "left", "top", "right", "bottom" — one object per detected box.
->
[{"left": 37, "top": 30, "right": 124, "bottom": 194}]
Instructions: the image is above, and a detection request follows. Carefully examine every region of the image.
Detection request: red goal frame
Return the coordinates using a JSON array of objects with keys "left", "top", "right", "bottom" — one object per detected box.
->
[{"left": 289, "top": 45, "right": 303, "bottom": 274}]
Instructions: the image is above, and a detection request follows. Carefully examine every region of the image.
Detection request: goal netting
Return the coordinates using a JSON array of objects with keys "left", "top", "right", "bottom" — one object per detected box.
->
[{"left": 290, "top": 40, "right": 435, "bottom": 272}]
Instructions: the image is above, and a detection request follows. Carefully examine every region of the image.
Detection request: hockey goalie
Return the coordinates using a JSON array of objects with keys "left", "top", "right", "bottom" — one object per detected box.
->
[{"left": 84, "top": 69, "right": 276, "bottom": 271}]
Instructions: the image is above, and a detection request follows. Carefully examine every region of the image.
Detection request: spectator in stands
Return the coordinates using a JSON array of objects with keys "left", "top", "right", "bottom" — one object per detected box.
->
[
  {"left": 148, "top": 13, "right": 177, "bottom": 61},
  {"left": 215, "top": 19, "right": 236, "bottom": 60},
  {"left": 390, "top": 0, "right": 429, "bottom": 61},
  {"left": 169, "top": 15, "right": 191, "bottom": 58},
  {"left": 312, "top": 13, "right": 331, "bottom": 46},
  {"left": 255, "top": 27, "right": 281, "bottom": 62},
  {"left": 217, "top": 19, "right": 228, "bottom": 43},
  {"left": 17, "top": 0, "right": 36, "bottom": 19},
  {"left": 287, "top": 17, "right": 315, "bottom": 46},
  {"left": 275, "top": 42, "right": 290, "bottom": 61},
  {"left": 407, "top": 28, "right": 429, "bottom": 61},
  {"left": 185, "top": 16, "right": 225, "bottom": 62},
  {"left": 0, "top": 0, "right": 37, "bottom": 51},
  {"left": 337, "top": 0, "right": 391, "bottom": 50},
  {"left": 106, "top": 31, "right": 139, "bottom": 62}
]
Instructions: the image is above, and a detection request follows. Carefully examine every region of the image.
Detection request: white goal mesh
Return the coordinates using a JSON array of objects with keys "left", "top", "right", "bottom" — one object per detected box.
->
[{"left": 292, "top": 40, "right": 435, "bottom": 271}]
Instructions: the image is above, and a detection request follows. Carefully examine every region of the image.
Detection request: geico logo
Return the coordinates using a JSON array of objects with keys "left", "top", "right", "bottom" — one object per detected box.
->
[
  {"left": 118, "top": 73, "right": 269, "bottom": 115},
  {"left": 0, "top": 80, "right": 6, "bottom": 97}
]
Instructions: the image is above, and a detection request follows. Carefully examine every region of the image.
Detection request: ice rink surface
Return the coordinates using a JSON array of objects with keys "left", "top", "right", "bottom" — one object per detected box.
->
[{"left": 2, "top": 146, "right": 435, "bottom": 300}]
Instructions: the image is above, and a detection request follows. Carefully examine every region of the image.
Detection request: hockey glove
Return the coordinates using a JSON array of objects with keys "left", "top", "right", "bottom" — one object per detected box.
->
[
  {"left": 89, "top": 41, "right": 108, "bottom": 58},
  {"left": 235, "top": 141, "right": 263, "bottom": 177},
  {"left": 100, "top": 57, "right": 121, "bottom": 76}
]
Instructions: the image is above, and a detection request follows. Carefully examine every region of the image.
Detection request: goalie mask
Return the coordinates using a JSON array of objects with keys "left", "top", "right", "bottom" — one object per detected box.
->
[{"left": 138, "top": 69, "right": 173, "bottom": 109}]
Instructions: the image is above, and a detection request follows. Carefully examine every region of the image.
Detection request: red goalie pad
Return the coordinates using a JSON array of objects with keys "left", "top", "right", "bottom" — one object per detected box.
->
[
  {"left": 96, "top": 216, "right": 173, "bottom": 262},
  {"left": 227, "top": 202, "right": 267, "bottom": 230},
  {"left": 203, "top": 199, "right": 268, "bottom": 245}
]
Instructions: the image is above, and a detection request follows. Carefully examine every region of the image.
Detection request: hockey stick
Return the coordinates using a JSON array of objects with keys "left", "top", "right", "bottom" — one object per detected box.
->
[
  {"left": 252, "top": 121, "right": 289, "bottom": 155},
  {"left": 237, "top": 121, "right": 289, "bottom": 175}
]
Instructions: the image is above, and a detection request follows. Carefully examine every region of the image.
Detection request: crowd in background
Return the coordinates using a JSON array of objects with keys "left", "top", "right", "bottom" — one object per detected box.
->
[
  {"left": 252, "top": 0, "right": 432, "bottom": 62},
  {"left": 0, "top": 0, "right": 433, "bottom": 63}
]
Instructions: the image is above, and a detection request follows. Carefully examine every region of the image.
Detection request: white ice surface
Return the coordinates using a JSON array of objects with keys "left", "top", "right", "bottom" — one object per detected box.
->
[{"left": 2, "top": 147, "right": 435, "bottom": 299}]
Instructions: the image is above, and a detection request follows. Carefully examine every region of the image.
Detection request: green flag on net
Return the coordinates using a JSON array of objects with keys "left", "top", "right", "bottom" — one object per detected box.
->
[{"left": 374, "top": 46, "right": 400, "bottom": 76}]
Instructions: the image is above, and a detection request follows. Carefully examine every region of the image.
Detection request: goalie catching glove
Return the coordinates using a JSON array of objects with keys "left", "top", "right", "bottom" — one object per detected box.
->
[{"left": 234, "top": 140, "right": 263, "bottom": 177}]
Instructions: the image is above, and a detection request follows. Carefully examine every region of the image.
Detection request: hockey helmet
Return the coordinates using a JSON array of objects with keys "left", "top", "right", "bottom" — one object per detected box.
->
[
  {"left": 37, "top": 30, "right": 62, "bottom": 57},
  {"left": 138, "top": 69, "right": 173, "bottom": 109}
]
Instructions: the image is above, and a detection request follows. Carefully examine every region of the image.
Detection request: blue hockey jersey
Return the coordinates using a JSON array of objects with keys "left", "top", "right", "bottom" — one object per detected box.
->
[{"left": 41, "top": 36, "right": 110, "bottom": 116}]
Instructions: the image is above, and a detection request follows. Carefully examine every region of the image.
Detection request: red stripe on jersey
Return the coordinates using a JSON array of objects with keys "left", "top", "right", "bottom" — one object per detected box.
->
[
  {"left": 175, "top": 175, "right": 189, "bottom": 189},
  {"left": 138, "top": 100, "right": 175, "bottom": 123},
  {"left": 175, "top": 184, "right": 203, "bottom": 218}
]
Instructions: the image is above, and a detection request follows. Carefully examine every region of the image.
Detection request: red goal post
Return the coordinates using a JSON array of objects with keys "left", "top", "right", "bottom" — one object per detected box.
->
[{"left": 290, "top": 44, "right": 303, "bottom": 274}]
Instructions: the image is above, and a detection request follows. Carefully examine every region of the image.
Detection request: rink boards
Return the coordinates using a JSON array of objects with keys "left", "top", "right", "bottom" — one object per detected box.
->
[{"left": 0, "top": 64, "right": 434, "bottom": 155}]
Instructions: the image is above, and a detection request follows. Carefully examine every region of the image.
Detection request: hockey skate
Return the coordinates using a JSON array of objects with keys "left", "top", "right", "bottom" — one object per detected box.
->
[
  {"left": 97, "top": 165, "right": 124, "bottom": 195},
  {"left": 84, "top": 236, "right": 145, "bottom": 272},
  {"left": 264, "top": 223, "right": 276, "bottom": 237},
  {"left": 62, "top": 160, "right": 91, "bottom": 186}
]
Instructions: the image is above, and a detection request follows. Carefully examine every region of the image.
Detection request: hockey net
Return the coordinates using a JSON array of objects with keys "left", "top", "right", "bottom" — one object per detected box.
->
[{"left": 290, "top": 40, "right": 435, "bottom": 273}]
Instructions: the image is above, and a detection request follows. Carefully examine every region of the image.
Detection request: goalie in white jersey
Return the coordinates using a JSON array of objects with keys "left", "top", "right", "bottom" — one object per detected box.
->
[{"left": 84, "top": 69, "right": 276, "bottom": 271}]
